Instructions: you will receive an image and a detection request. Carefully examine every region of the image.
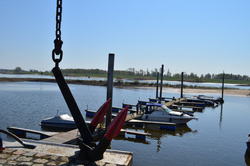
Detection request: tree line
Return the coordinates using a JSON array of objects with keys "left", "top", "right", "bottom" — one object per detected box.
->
[{"left": 1, "top": 67, "right": 250, "bottom": 84}]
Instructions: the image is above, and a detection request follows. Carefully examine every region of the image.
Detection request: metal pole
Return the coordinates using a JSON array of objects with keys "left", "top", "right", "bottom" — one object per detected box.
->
[
  {"left": 159, "top": 65, "right": 164, "bottom": 101},
  {"left": 180, "top": 72, "right": 184, "bottom": 98},
  {"left": 106, "top": 53, "right": 115, "bottom": 128},
  {"left": 221, "top": 72, "right": 225, "bottom": 100},
  {"left": 156, "top": 72, "right": 159, "bottom": 99}
]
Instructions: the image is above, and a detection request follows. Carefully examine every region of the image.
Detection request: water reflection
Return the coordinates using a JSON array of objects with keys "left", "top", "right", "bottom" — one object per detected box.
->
[
  {"left": 121, "top": 124, "right": 197, "bottom": 152},
  {"left": 115, "top": 136, "right": 150, "bottom": 145},
  {"left": 219, "top": 104, "right": 224, "bottom": 129},
  {"left": 144, "top": 124, "right": 197, "bottom": 138},
  {"left": 245, "top": 148, "right": 250, "bottom": 166}
]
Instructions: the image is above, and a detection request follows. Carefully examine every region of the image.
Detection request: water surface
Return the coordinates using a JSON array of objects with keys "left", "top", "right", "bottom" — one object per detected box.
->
[{"left": 0, "top": 82, "right": 249, "bottom": 166}]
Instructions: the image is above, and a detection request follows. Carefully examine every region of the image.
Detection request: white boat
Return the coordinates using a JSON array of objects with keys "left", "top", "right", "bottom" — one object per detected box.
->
[
  {"left": 41, "top": 114, "right": 76, "bottom": 129},
  {"left": 141, "top": 103, "right": 197, "bottom": 124}
]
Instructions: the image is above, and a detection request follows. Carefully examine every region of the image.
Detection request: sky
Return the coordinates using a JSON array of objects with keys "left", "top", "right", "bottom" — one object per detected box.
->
[{"left": 0, "top": 0, "right": 249, "bottom": 75}]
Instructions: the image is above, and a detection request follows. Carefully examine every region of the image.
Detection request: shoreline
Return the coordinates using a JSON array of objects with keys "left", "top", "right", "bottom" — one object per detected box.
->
[{"left": 0, "top": 77, "right": 249, "bottom": 97}]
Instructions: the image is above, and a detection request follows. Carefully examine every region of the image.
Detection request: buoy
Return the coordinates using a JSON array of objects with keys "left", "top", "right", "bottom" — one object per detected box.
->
[{"left": 0, "top": 135, "right": 5, "bottom": 152}]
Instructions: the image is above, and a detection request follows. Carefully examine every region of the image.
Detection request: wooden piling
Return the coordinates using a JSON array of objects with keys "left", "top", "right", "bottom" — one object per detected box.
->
[
  {"left": 180, "top": 72, "right": 184, "bottom": 98},
  {"left": 106, "top": 53, "right": 115, "bottom": 128},
  {"left": 159, "top": 65, "right": 164, "bottom": 101},
  {"left": 156, "top": 72, "right": 159, "bottom": 99}
]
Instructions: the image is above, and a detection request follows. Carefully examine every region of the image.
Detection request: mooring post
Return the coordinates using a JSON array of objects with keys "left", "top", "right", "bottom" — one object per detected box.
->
[
  {"left": 0, "top": 134, "right": 3, "bottom": 151},
  {"left": 180, "top": 72, "right": 184, "bottom": 98},
  {"left": 159, "top": 64, "right": 164, "bottom": 102},
  {"left": 221, "top": 72, "right": 225, "bottom": 100},
  {"left": 156, "top": 72, "right": 159, "bottom": 99},
  {"left": 106, "top": 53, "right": 115, "bottom": 128}
]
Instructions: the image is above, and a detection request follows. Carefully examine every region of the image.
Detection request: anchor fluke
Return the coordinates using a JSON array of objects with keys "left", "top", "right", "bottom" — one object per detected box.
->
[{"left": 89, "top": 98, "right": 111, "bottom": 133}]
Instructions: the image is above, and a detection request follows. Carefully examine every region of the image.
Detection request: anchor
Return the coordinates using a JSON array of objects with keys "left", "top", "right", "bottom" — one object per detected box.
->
[
  {"left": 0, "top": 129, "right": 36, "bottom": 151},
  {"left": 51, "top": 0, "right": 128, "bottom": 162},
  {"left": 53, "top": 67, "right": 128, "bottom": 161}
]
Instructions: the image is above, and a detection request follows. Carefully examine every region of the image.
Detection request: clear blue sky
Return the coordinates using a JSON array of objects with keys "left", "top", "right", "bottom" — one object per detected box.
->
[{"left": 0, "top": 0, "right": 249, "bottom": 75}]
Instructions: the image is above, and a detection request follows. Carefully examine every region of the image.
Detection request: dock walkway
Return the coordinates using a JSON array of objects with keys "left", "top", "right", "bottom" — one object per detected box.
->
[
  {"left": 0, "top": 140, "right": 132, "bottom": 166},
  {"left": 42, "top": 129, "right": 78, "bottom": 144},
  {"left": 7, "top": 126, "right": 58, "bottom": 140}
]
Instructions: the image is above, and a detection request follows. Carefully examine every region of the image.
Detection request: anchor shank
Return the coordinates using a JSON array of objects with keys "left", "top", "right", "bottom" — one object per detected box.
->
[{"left": 52, "top": 66, "right": 93, "bottom": 145}]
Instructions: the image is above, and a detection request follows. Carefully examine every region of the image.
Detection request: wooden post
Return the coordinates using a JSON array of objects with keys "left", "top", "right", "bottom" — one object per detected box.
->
[
  {"left": 156, "top": 72, "right": 159, "bottom": 99},
  {"left": 0, "top": 135, "right": 3, "bottom": 149},
  {"left": 221, "top": 72, "right": 225, "bottom": 100},
  {"left": 159, "top": 65, "right": 164, "bottom": 101},
  {"left": 180, "top": 72, "right": 184, "bottom": 98},
  {"left": 106, "top": 53, "right": 115, "bottom": 128}
]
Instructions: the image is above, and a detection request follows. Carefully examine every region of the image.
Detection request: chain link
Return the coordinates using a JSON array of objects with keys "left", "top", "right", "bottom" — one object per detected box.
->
[
  {"left": 55, "top": 0, "right": 62, "bottom": 40},
  {"left": 52, "top": 0, "right": 63, "bottom": 67}
]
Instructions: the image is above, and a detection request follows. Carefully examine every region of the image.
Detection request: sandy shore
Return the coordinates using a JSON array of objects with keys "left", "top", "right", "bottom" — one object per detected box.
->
[
  {"left": 168, "top": 88, "right": 250, "bottom": 97},
  {"left": 119, "top": 86, "right": 250, "bottom": 97}
]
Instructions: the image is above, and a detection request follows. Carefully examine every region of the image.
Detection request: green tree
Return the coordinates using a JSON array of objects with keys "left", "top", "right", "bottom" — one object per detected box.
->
[{"left": 14, "top": 67, "right": 22, "bottom": 73}]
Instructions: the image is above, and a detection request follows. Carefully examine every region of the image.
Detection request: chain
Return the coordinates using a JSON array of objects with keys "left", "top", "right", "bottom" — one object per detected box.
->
[
  {"left": 55, "top": 0, "right": 62, "bottom": 41},
  {"left": 52, "top": 0, "right": 63, "bottom": 67}
]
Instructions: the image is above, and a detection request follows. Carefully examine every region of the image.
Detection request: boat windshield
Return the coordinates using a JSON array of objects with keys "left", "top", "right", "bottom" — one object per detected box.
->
[{"left": 160, "top": 105, "right": 171, "bottom": 113}]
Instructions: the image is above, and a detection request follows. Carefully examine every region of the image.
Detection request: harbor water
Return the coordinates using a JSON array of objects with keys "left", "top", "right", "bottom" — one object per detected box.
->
[{"left": 0, "top": 81, "right": 250, "bottom": 166}]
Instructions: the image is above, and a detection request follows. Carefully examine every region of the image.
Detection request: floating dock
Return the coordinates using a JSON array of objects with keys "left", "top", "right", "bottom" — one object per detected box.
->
[
  {"left": 4, "top": 126, "right": 134, "bottom": 165},
  {"left": 7, "top": 126, "right": 58, "bottom": 139}
]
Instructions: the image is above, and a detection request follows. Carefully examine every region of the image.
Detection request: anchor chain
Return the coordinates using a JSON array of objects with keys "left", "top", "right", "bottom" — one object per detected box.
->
[{"left": 52, "top": 0, "right": 63, "bottom": 67}]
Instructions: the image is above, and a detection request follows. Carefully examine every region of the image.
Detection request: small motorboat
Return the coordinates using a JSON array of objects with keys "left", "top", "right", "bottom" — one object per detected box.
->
[
  {"left": 186, "top": 97, "right": 215, "bottom": 107},
  {"left": 141, "top": 103, "right": 197, "bottom": 124},
  {"left": 197, "top": 95, "right": 224, "bottom": 104},
  {"left": 85, "top": 109, "right": 117, "bottom": 118},
  {"left": 41, "top": 114, "right": 76, "bottom": 130}
]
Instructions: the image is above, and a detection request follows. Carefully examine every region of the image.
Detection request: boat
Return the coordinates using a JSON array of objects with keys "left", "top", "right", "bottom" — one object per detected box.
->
[
  {"left": 85, "top": 109, "right": 117, "bottom": 118},
  {"left": 186, "top": 97, "right": 215, "bottom": 107},
  {"left": 170, "top": 108, "right": 194, "bottom": 116},
  {"left": 140, "top": 103, "right": 197, "bottom": 124},
  {"left": 174, "top": 99, "right": 206, "bottom": 108},
  {"left": 85, "top": 105, "right": 137, "bottom": 118},
  {"left": 41, "top": 114, "right": 76, "bottom": 129},
  {"left": 197, "top": 95, "right": 224, "bottom": 104}
]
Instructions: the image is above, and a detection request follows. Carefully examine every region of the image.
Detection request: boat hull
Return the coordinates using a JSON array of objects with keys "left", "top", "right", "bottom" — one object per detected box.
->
[
  {"left": 141, "top": 115, "right": 194, "bottom": 124},
  {"left": 85, "top": 109, "right": 117, "bottom": 118},
  {"left": 41, "top": 122, "right": 76, "bottom": 130}
]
